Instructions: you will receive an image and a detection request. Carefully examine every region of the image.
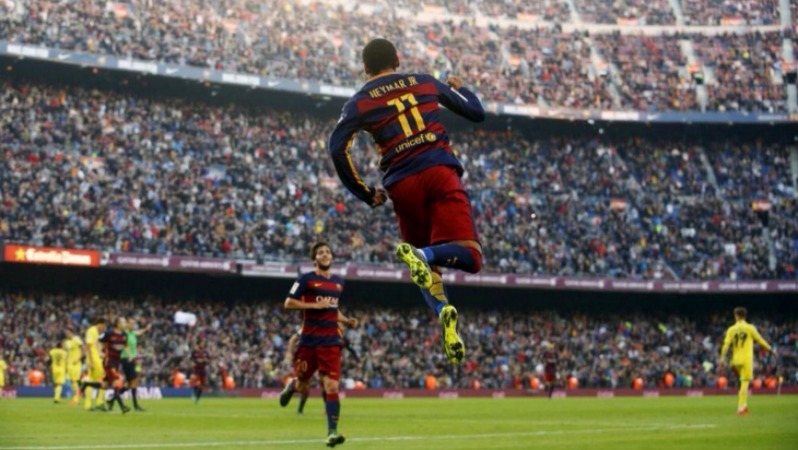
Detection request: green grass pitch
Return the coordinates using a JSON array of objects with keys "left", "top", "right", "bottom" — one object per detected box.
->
[{"left": 1, "top": 396, "right": 796, "bottom": 449}]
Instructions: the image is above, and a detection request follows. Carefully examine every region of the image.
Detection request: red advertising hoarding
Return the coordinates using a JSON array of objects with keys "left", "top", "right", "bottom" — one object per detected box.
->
[{"left": 3, "top": 244, "right": 100, "bottom": 267}]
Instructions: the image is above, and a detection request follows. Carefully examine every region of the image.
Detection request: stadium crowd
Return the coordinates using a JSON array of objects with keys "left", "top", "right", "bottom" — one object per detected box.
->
[
  {"left": 0, "top": 0, "right": 791, "bottom": 112},
  {"left": 0, "top": 291, "right": 794, "bottom": 390},
  {"left": 680, "top": 0, "right": 780, "bottom": 26},
  {"left": 573, "top": 0, "right": 675, "bottom": 24},
  {"left": 592, "top": 33, "right": 696, "bottom": 112},
  {"left": 1, "top": 81, "right": 797, "bottom": 279},
  {"left": 693, "top": 32, "right": 786, "bottom": 113}
]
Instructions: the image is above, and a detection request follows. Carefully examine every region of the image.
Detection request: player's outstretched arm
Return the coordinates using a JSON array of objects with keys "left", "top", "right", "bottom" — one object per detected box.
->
[
  {"left": 135, "top": 323, "right": 152, "bottom": 337},
  {"left": 433, "top": 76, "right": 485, "bottom": 123}
]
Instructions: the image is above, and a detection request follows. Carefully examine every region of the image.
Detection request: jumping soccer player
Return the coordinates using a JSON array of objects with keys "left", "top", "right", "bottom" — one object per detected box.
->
[
  {"left": 81, "top": 316, "right": 107, "bottom": 411},
  {"left": 49, "top": 338, "right": 67, "bottom": 403},
  {"left": 190, "top": 339, "right": 211, "bottom": 404},
  {"left": 279, "top": 242, "right": 358, "bottom": 447},
  {"left": 64, "top": 328, "right": 83, "bottom": 406},
  {"left": 121, "top": 319, "right": 151, "bottom": 411},
  {"left": 719, "top": 307, "right": 776, "bottom": 415},
  {"left": 328, "top": 38, "right": 485, "bottom": 365}
]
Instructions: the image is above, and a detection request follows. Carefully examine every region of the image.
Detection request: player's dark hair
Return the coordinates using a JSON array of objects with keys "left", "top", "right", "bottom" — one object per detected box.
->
[
  {"left": 90, "top": 315, "right": 105, "bottom": 325},
  {"left": 310, "top": 241, "right": 333, "bottom": 261},
  {"left": 734, "top": 307, "right": 747, "bottom": 319},
  {"left": 362, "top": 38, "right": 399, "bottom": 76}
]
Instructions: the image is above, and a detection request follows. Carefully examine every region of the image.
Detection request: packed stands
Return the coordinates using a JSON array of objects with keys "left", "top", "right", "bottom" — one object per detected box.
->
[
  {"left": 693, "top": 32, "right": 786, "bottom": 113},
  {"left": 680, "top": 0, "right": 781, "bottom": 26},
  {"left": 592, "top": 33, "right": 695, "bottom": 111},
  {"left": 0, "top": 291, "right": 794, "bottom": 389},
  {"left": 0, "top": 0, "right": 793, "bottom": 112},
  {"left": 1, "top": 81, "right": 796, "bottom": 279},
  {"left": 573, "top": 0, "right": 676, "bottom": 25}
]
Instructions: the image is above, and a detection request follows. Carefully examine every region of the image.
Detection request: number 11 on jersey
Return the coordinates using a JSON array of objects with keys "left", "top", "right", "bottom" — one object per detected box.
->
[{"left": 387, "top": 93, "right": 426, "bottom": 137}]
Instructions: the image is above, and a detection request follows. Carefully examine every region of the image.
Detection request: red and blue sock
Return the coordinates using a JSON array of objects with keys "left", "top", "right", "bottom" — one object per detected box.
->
[
  {"left": 325, "top": 392, "right": 340, "bottom": 434},
  {"left": 421, "top": 244, "right": 482, "bottom": 273}
]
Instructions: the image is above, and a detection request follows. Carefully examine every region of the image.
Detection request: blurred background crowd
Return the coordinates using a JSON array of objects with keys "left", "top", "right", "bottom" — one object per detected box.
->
[
  {"left": 2, "top": 81, "right": 796, "bottom": 280},
  {"left": 1, "top": 291, "right": 794, "bottom": 390}
]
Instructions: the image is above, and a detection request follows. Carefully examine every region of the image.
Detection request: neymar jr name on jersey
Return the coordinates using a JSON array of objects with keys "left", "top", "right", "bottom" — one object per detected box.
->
[{"left": 368, "top": 76, "right": 421, "bottom": 99}]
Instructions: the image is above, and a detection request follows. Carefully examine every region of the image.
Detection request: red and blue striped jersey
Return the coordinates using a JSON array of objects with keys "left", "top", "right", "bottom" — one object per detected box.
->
[
  {"left": 191, "top": 349, "right": 210, "bottom": 375},
  {"left": 329, "top": 73, "right": 485, "bottom": 204},
  {"left": 99, "top": 329, "right": 127, "bottom": 366},
  {"left": 287, "top": 271, "right": 345, "bottom": 347}
]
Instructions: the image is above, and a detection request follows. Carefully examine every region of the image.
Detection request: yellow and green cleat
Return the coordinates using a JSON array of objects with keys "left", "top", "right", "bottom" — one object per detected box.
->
[
  {"left": 439, "top": 305, "right": 465, "bottom": 364},
  {"left": 395, "top": 243, "right": 433, "bottom": 289}
]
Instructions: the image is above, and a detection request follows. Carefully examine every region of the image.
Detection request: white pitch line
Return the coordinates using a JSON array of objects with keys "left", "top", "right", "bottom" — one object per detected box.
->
[{"left": 0, "top": 424, "right": 716, "bottom": 450}]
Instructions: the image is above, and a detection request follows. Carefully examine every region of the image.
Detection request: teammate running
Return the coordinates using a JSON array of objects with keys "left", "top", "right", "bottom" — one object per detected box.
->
[{"left": 279, "top": 242, "right": 358, "bottom": 447}]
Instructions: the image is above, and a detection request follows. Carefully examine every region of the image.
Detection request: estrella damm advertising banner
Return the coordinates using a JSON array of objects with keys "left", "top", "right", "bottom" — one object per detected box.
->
[{"left": 2, "top": 244, "right": 100, "bottom": 267}]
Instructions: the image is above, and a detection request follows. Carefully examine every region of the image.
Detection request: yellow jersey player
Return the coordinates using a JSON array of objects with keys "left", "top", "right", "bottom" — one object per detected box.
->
[
  {"left": 81, "top": 316, "right": 107, "bottom": 411},
  {"left": 65, "top": 328, "right": 83, "bottom": 406},
  {"left": 0, "top": 353, "right": 7, "bottom": 394},
  {"left": 49, "top": 340, "right": 68, "bottom": 404},
  {"left": 719, "top": 307, "right": 776, "bottom": 415}
]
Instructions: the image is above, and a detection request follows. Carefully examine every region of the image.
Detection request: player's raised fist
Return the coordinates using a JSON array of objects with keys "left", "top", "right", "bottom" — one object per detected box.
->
[
  {"left": 447, "top": 76, "right": 464, "bottom": 90},
  {"left": 347, "top": 318, "right": 359, "bottom": 328},
  {"left": 370, "top": 188, "right": 388, "bottom": 208}
]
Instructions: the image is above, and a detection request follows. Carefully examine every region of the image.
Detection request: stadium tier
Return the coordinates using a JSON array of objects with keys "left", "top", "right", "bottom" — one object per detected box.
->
[
  {"left": 1, "top": 81, "right": 796, "bottom": 280},
  {"left": 0, "top": 0, "right": 795, "bottom": 114},
  {"left": 0, "top": 291, "right": 794, "bottom": 390}
]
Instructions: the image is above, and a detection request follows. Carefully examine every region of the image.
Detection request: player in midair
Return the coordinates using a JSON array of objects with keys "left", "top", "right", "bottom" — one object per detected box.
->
[
  {"left": 328, "top": 38, "right": 485, "bottom": 365},
  {"left": 719, "top": 307, "right": 776, "bottom": 415},
  {"left": 279, "top": 242, "right": 358, "bottom": 447}
]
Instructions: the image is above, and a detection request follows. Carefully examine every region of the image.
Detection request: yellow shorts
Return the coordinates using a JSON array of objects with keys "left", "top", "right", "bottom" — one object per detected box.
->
[
  {"left": 733, "top": 362, "right": 753, "bottom": 381},
  {"left": 53, "top": 372, "right": 66, "bottom": 386},
  {"left": 88, "top": 359, "right": 105, "bottom": 382},
  {"left": 68, "top": 365, "right": 81, "bottom": 383}
]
